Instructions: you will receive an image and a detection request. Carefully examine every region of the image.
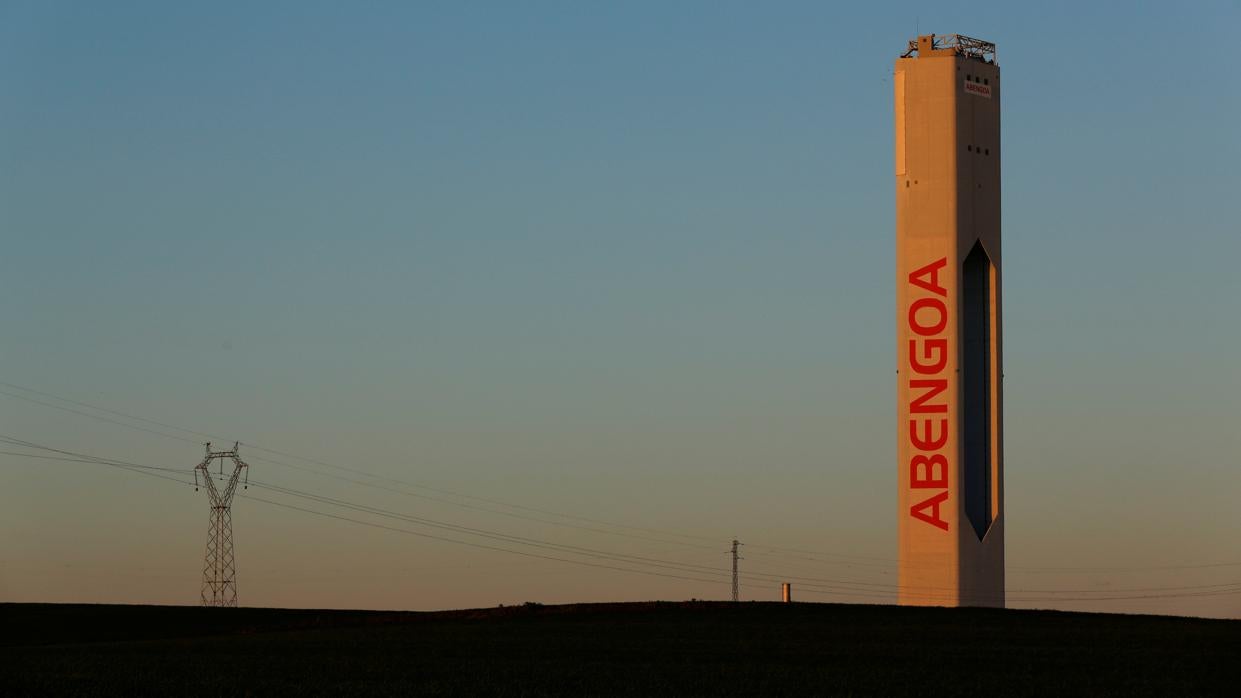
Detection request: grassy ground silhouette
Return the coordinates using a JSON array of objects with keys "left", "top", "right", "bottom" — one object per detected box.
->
[{"left": 3, "top": 601, "right": 1238, "bottom": 696}]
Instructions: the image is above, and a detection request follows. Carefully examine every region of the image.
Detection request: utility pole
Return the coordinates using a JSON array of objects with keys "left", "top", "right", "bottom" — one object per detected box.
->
[
  {"left": 729, "top": 539, "right": 743, "bottom": 602},
  {"left": 193, "top": 442, "right": 249, "bottom": 607}
]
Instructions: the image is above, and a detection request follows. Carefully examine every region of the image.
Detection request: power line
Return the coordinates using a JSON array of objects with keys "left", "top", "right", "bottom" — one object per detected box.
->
[
  {"left": 0, "top": 382, "right": 726, "bottom": 545},
  {"left": 246, "top": 478, "right": 736, "bottom": 579},
  {"left": 0, "top": 381, "right": 911, "bottom": 573},
  {"left": 242, "top": 450, "right": 723, "bottom": 553},
  {"left": 0, "top": 388, "right": 201, "bottom": 445},
  {"left": 244, "top": 494, "right": 737, "bottom": 588},
  {"left": 0, "top": 442, "right": 926, "bottom": 596},
  {"left": 0, "top": 435, "right": 196, "bottom": 486},
  {"left": 3, "top": 435, "right": 731, "bottom": 577},
  {"left": 0, "top": 441, "right": 909, "bottom": 595},
  {"left": 0, "top": 381, "right": 215, "bottom": 441},
  {"left": 0, "top": 438, "right": 736, "bottom": 591},
  {"left": 216, "top": 474, "right": 1241, "bottom": 599},
  {"left": 0, "top": 441, "right": 735, "bottom": 590},
  {"left": 0, "top": 448, "right": 185, "bottom": 472},
  {"left": 7, "top": 438, "right": 1239, "bottom": 605},
  {"left": 0, "top": 382, "right": 920, "bottom": 575},
  {"left": 3, "top": 378, "right": 1241, "bottom": 577}
]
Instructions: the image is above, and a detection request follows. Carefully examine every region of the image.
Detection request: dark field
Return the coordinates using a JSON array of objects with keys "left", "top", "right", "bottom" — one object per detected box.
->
[{"left": 2, "top": 601, "right": 1239, "bottom": 696}]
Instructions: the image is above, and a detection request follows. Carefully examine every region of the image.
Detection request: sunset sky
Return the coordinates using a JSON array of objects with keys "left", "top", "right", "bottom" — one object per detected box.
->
[{"left": 2, "top": 1, "right": 1239, "bottom": 618}]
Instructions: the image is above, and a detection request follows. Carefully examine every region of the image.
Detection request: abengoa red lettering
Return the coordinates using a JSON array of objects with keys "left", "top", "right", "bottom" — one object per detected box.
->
[{"left": 906, "top": 258, "right": 950, "bottom": 531}]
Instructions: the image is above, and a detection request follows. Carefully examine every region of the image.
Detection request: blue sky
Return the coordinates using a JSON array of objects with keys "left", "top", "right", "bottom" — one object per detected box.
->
[{"left": 1, "top": 1, "right": 1239, "bottom": 616}]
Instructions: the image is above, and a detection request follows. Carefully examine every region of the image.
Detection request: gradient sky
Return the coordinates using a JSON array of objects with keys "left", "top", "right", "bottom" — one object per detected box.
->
[{"left": 2, "top": 1, "right": 1239, "bottom": 618}]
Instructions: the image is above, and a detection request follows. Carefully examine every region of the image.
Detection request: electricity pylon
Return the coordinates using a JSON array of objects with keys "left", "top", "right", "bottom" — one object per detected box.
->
[
  {"left": 729, "top": 539, "right": 743, "bottom": 602},
  {"left": 193, "top": 442, "right": 249, "bottom": 607}
]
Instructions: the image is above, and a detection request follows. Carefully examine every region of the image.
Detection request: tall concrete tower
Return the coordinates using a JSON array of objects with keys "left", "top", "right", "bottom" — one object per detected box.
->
[{"left": 894, "top": 34, "right": 1003, "bottom": 607}]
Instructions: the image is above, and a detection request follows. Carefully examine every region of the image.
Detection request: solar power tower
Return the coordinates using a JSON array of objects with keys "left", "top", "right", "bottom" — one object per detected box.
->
[{"left": 894, "top": 34, "right": 1004, "bottom": 607}]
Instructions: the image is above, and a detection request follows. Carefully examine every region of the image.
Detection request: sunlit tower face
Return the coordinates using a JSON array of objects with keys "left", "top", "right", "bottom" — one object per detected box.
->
[{"left": 894, "top": 34, "right": 1004, "bottom": 607}]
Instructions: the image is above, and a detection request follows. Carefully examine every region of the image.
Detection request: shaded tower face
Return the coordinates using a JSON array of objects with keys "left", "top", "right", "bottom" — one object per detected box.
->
[{"left": 894, "top": 34, "right": 1004, "bottom": 607}]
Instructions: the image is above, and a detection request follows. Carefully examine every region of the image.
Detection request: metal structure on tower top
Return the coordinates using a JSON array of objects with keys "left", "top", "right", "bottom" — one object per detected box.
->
[{"left": 901, "top": 34, "right": 997, "bottom": 64}]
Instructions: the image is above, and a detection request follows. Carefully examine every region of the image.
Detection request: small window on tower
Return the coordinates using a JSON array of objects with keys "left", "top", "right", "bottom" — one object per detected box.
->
[
  {"left": 967, "top": 145, "right": 973, "bottom": 152},
  {"left": 985, "top": 149, "right": 990, "bottom": 155},
  {"left": 984, "top": 78, "right": 989, "bottom": 85}
]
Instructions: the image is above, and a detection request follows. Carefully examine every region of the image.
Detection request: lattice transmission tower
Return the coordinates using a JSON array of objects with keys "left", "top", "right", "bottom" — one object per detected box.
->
[
  {"left": 193, "top": 442, "right": 250, "bottom": 607},
  {"left": 729, "top": 539, "right": 743, "bottom": 602}
]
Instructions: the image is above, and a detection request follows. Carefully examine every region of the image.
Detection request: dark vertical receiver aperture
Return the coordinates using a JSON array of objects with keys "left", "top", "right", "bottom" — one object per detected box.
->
[{"left": 962, "top": 241, "right": 992, "bottom": 541}]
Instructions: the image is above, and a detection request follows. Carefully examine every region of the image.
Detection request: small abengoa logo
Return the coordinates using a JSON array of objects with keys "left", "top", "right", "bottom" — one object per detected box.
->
[{"left": 964, "top": 81, "right": 991, "bottom": 98}]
